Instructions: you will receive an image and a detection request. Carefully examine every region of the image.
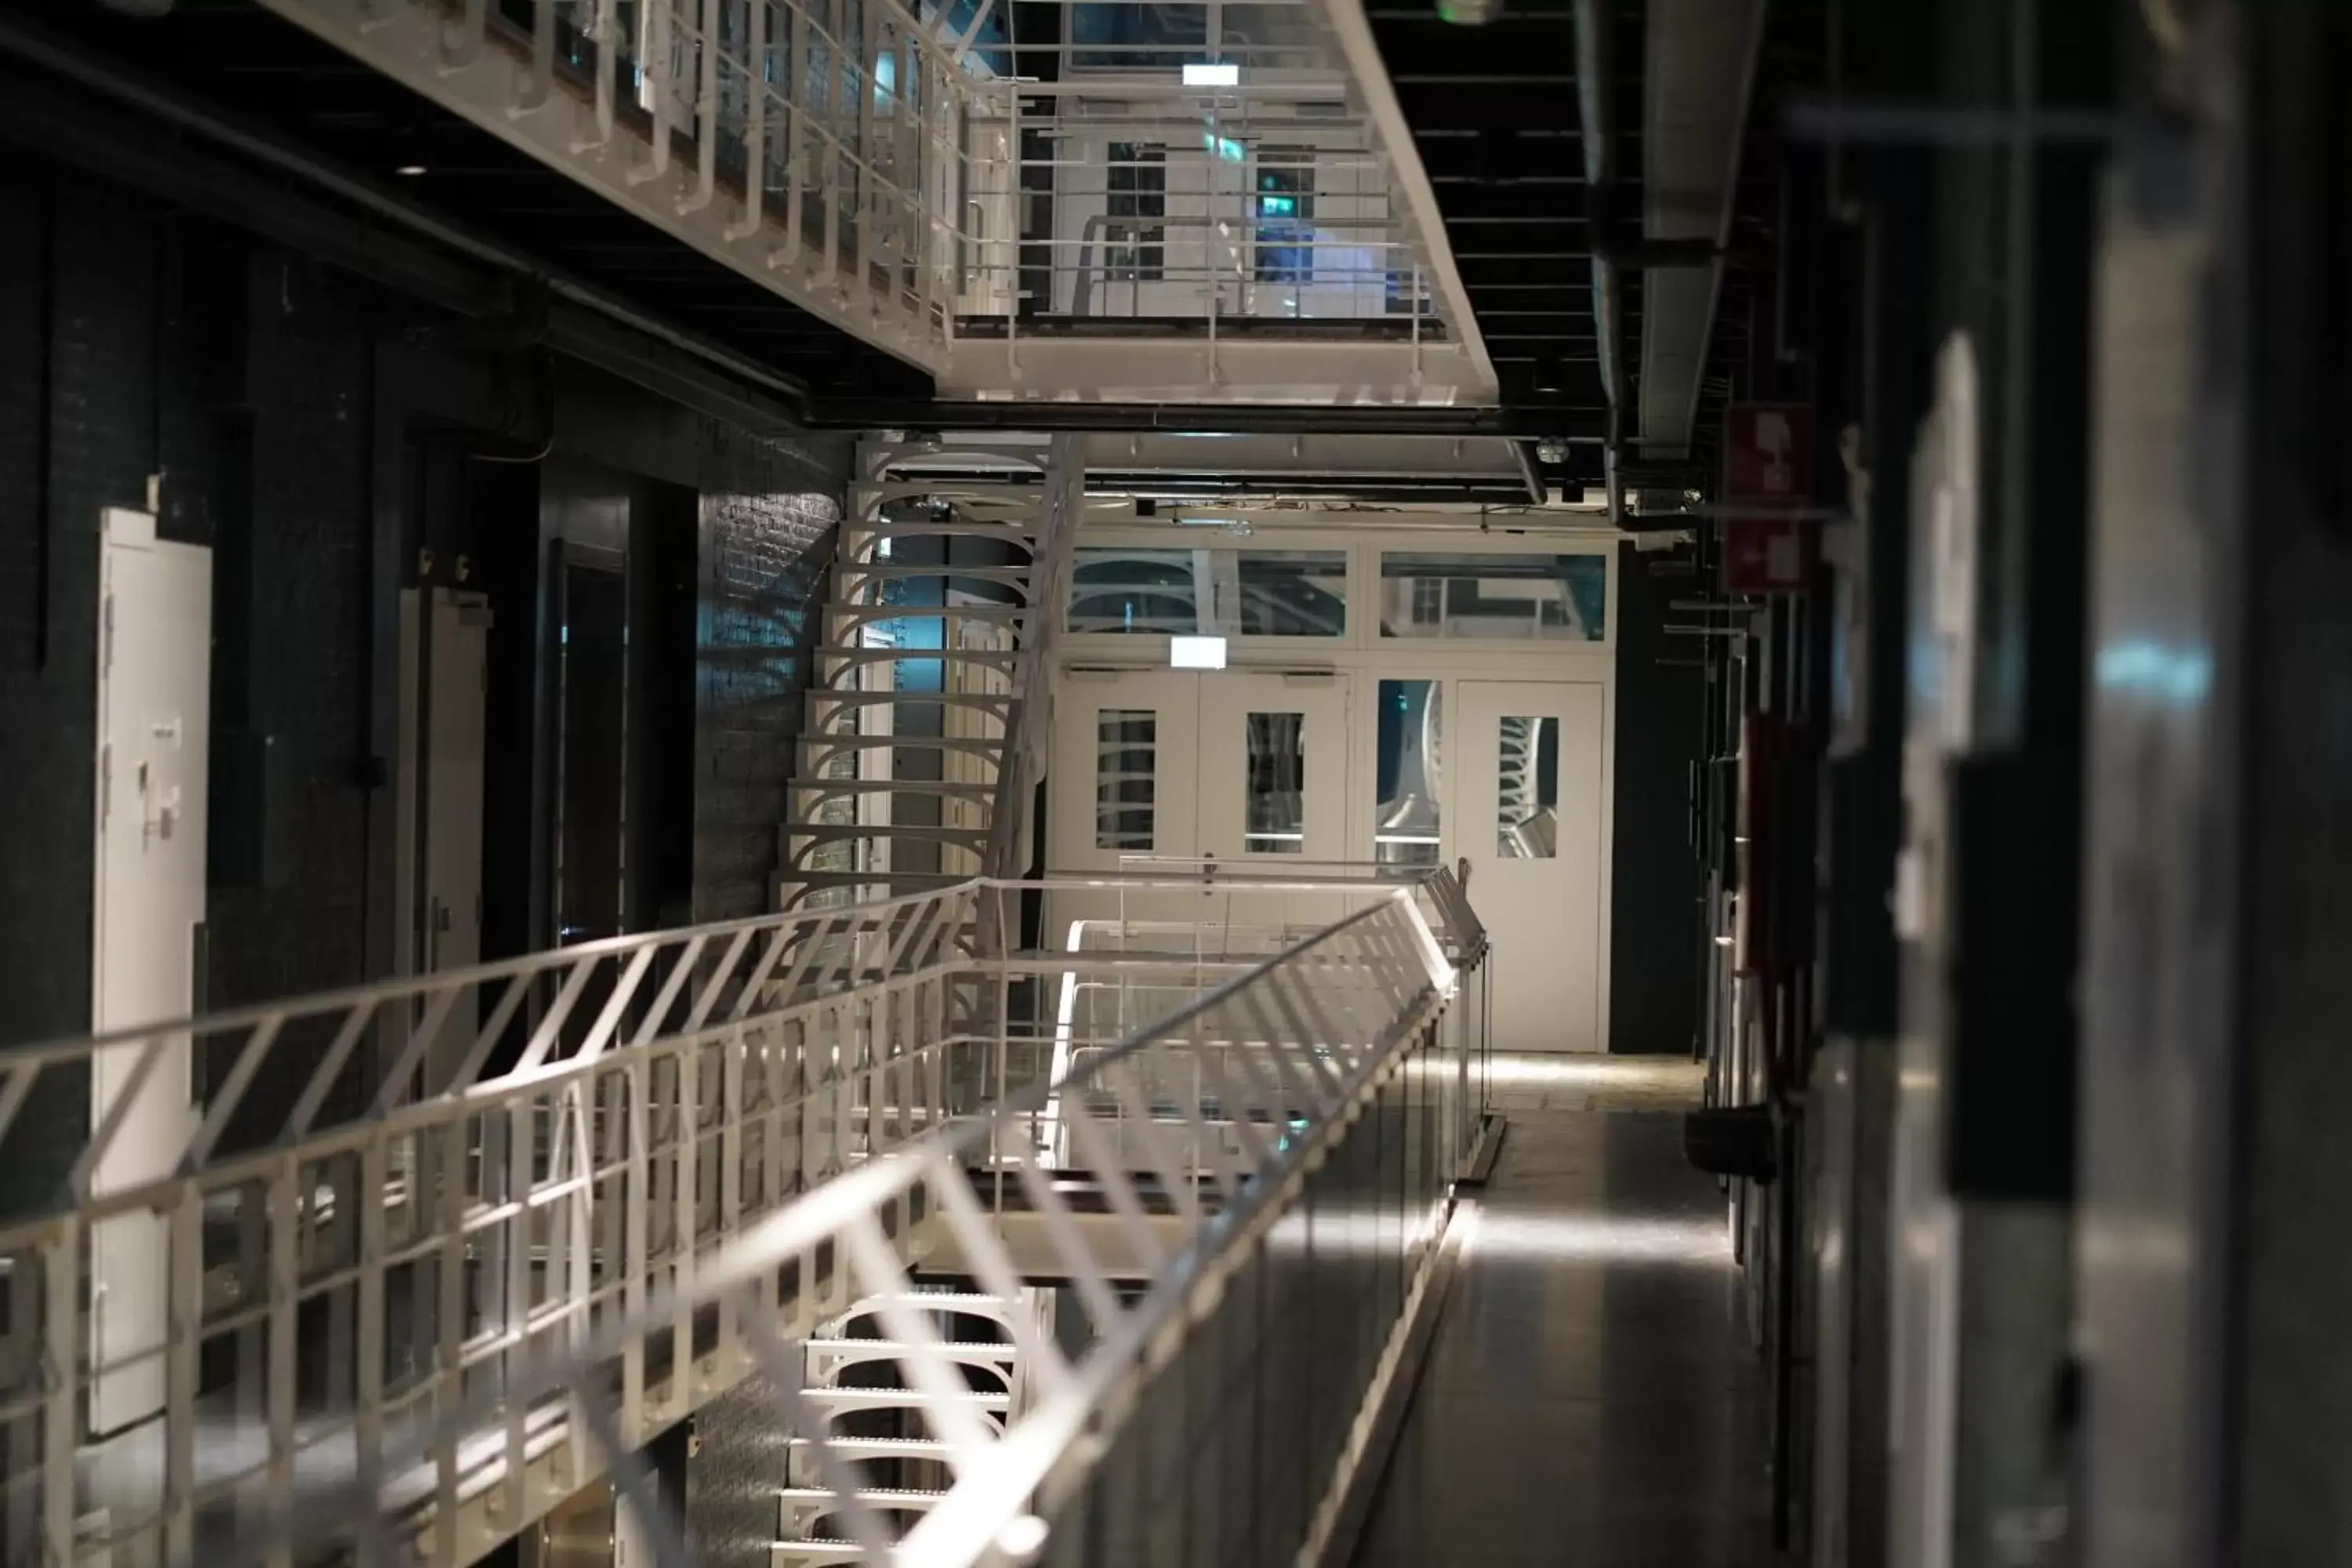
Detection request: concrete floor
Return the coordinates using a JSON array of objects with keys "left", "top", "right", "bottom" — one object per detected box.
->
[{"left": 1352, "top": 1054, "right": 1773, "bottom": 1568}]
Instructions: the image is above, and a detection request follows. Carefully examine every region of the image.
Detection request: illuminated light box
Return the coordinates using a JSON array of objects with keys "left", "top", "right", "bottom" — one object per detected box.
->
[{"left": 1170, "top": 634, "right": 1229, "bottom": 670}]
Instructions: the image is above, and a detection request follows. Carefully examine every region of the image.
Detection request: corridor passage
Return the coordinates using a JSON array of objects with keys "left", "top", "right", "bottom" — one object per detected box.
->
[{"left": 1356, "top": 1058, "right": 1771, "bottom": 1568}]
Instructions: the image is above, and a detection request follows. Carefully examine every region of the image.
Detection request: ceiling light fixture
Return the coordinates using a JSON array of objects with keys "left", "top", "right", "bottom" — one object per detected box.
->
[
  {"left": 1182, "top": 61, "right": 1240, "bottom": 86},
  {"left": 394, "top": 164, "right": 428, "bottom": 176}
]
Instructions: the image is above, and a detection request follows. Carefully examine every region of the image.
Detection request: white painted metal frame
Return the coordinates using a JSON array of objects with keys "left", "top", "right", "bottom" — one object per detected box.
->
[
  {"left": 0, "top": 871, "right": 1479, "bottom": 1568},
  {"left": 256, "top": 0, "right": 985, "bottom": 372},
  {"left": 785, "top": 434, "right": 1083, "bottom": 916},
  {"left": 252, "top": 0, "right": 1494, "bottom": 405}
]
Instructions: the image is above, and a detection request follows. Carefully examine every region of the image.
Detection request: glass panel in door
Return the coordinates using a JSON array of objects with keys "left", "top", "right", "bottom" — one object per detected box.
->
[
  {"left": 1047, "top": 668, "right": 1202, "bottom": 875},
  {"left": 1243, "top": 712, "right": 1307, "bottom": 853},
  {"left": 1196, "top": 673, "right": 1351, "bottom": 865},
  {"left": 1374, "top": 677, "right": 1443, "bottom": 869}
]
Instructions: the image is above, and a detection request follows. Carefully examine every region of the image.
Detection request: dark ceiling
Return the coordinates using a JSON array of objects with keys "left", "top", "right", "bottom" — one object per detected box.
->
[{"left": 1365, "top": 0, "right": 1646, "bottom": 418}]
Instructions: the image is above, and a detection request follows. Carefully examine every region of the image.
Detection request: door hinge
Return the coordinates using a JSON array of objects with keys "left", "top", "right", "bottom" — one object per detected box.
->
[
  {"left": 99, "top": 742, "right": 111, "bottom": 823},
  {"left": 101, "top": 593, "right": 114, "bottom": 674}
]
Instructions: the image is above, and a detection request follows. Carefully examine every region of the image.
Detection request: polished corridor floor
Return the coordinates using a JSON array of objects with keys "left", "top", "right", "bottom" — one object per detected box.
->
[{"left": 1354, "top": 1055, "right": 1773, "bottom": 1568}]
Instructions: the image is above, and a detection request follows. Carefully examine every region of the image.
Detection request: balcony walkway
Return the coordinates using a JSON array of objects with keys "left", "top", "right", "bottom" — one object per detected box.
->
[
  {"left": 1353, "top": 1056, "right": 1771, "bottom": 1568},
  {"left": 4, "top": 871, "right": 1488, "bottom": 1568}
]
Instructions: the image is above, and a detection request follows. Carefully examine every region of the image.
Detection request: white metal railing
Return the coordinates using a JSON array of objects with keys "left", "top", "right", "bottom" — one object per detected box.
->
[
  {"left": 259, "top": 0, "right": 990, "bottom": 368},
  {"left": 253, "top": 0, "right": 1475, "bottom": 384},
  {"left": 978, "top": 437, "right": 1083, "bottom": 885},
  {"left": 0, "top": 881, "right": 988, "bottom": 1566},
  {"left": 0, "top": 871, "right": 1479, "bottom": 1567}
]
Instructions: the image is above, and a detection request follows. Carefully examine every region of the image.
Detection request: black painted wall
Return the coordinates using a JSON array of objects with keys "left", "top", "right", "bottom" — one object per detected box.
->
[
  {"left": 0, "top": 149, "right": 849, "bottom": 1202},
  {"left": 1606, "top": 542, "right": 1706, "bottom": 1054}
]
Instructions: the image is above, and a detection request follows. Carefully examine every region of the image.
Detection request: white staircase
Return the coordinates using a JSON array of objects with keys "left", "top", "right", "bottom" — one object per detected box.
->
[
  {"left": 775, "top": 1292, "right": 1049, "bottom": 1566},
  {"left": 782, "top": 438, "right": 1082, "bottom": 910}
]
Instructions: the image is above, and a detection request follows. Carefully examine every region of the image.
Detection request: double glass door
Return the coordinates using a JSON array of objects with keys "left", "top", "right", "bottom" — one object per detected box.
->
[{"left": 1052, "top": 668, "right": 1353, "bottom": 874}]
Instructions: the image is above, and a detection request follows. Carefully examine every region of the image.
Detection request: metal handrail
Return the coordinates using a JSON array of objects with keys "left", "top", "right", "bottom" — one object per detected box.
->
[
  {"left": 1098, "top": 856, "right": 1489, "bottom": 961},
  {"left": 979, "top": 436, "right": 1085, "bottom": 890},
  {"left": 0, "top": 873, "right": 1477, "bottom": 1568},
  {"left": 288, "top": 892, "right": 1448, "bottom": 1566}
]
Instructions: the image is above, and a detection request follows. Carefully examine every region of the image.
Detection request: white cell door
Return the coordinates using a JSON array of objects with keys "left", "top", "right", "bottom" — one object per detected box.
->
[
  {"left": 1459, "top": 679, "right": 1608, "bottom": 1052},
  {"left": 1048, "top": 670, "right": 1355, "bottom": 874},
  {"left": 90, "top": 507, "right": 210, "bottom": 1433},
  {"left": 1047, "top": 669, "right": 1355, "bottom": 948},
  {"left": 1049, "top": 668, "right": 1204, "bottom": 874}
]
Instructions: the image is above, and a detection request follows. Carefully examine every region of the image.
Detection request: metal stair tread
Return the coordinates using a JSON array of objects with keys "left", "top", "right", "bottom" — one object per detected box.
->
[
  {"left": 804, "top": 1337, "right": 1016, "bottom": 1355},
  {"left": 799, "top": 1387, "right": 1011, "bottom": 1409},
  {"left": 807, "top": 691, "right": 1014, "bottom": 706},
  {"left": 789, "top": 779, "right": 997, "bottom": 796},
  {"left": 828, "top": 604, "right": 1030, "bottom": 619},
  {"left": 814, "top": 644, "right": 1019, "bottom": 662},
  {"left": 778, "top": 1486, "right": 949, "bottom": 1504},
  {"left": 853, "top": 1292, "right": 1020, "bottom": 1310},
  {"left": 799, "top": 733, "right": 1005, "bottom": 750},
  {"left": 836, "top": 563, "right": 1033, "bottom": 579},
  {"left": 786, "top": 825, "right": 991, "bottom": 844},
  {"left": 783, "top": 1435, "right": 961, "bottom": 1455}
]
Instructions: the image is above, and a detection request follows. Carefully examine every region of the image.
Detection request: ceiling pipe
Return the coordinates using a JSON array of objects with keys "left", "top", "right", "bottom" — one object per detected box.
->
[
  {"left": 1570, "top": 0, "right": 1628, "bottom": 524},
  {"left": 1511, "top": 438, "right": 1549, "bottom": 506},
  {"left": 1637, "top": 0, "right": 1768, "bottom": 463}
]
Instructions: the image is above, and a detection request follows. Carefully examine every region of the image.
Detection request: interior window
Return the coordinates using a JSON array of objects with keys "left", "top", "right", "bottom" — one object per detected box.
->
[
  {"left": 1068, "top": 547, "right": 1204, "bottom": 633},
  {"left": 1496, "top": 715, "right": 1559, "bottom": 858},
  {"left": 1244, "top": 713, "right": 1306, "bottom": 853},
  {"left": 1096, "top": 710, "right": 1157, "bottom": 850},
  {"left": 1374, "top": 680, "right": 1441, "bottom": 867},
  {"left": 1378, "top": 553, "right": 1608, "bottom": 641},
  {"left": 1224, "top": 550, "right": 1347, "bottom": 637}
]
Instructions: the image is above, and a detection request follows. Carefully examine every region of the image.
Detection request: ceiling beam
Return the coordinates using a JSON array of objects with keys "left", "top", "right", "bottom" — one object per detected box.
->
[{"left": 1638, "top": 0, "right": 1767, "bottom": 460}]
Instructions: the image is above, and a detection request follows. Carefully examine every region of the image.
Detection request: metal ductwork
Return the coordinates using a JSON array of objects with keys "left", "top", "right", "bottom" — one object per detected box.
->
[
  {"left": 1637, "top": 0, "right": 1769, "bottom": 462},
  {"left": 1569, "top": 0, "right": 1628, "bottom": 520}
]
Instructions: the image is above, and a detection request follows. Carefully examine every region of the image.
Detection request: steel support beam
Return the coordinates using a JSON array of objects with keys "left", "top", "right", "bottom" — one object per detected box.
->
[
  {"left": 1637, "top": 0, "right": 1769, "bottom": 461},
  {"left": 1570, "top": 0, "right": 1628, "bottom": 523}
]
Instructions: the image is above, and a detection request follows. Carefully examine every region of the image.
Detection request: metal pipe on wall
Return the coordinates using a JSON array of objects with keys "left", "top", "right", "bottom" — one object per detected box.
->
[{"left": 1570, "top": 0, "right": 1627, "bottom": 523}]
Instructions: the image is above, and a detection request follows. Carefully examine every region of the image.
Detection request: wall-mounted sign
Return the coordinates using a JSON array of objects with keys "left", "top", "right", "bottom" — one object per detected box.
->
[
  {"left": 1724, "top": 403, "right": 1815, "bottom": 502},
  {"left": 1722, "top": 401, "right": 1817, "bottom": 593}
]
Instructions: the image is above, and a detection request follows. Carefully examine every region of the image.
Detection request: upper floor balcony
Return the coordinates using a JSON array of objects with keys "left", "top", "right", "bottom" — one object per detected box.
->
[{"left": 227, "top": 0, "right": 1493, "bottom": 406}]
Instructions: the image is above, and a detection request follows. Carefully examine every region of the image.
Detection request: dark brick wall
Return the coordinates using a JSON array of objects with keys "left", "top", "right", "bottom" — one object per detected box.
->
[
  {"left": 0, "top": 177, "right": 383, "bottom": 1191},
  {"left": 0, "top": 147, "right": 851, "bottom": 1204},
  {"left": 693, "top": 426, "right": 845, "bottom": 922},
  {"left": 0, "top": 171, "right": 120, "bottom": 1208},
  {"left": 202, "top": 252, "right": 376, "bottom": 1013}
]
